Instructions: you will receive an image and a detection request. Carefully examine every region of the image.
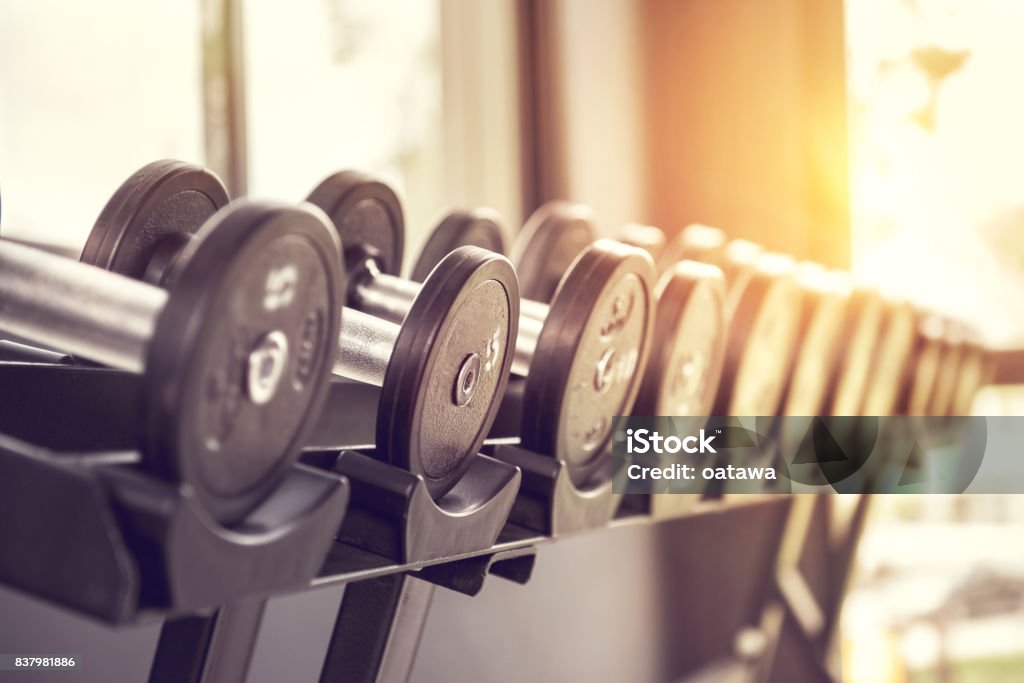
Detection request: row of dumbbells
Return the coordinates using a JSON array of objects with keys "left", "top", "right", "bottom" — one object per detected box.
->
[
  {"left": 0, "top": 161, "right": 667, "bottom": 529},
  {"left": 0, "top": 160, "right": 987, "bottom": 528},
  {"left": 424, "top": 201, "right": 989, "bottom": 422},
  {"left": 613, "top": 223, "right": 991, "bottom": 420}
]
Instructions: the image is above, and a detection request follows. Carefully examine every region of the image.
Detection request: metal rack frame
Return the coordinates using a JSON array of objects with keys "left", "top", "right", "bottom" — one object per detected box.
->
[{"left": 0, "top": 357, "right": 860, "bottom": 682}]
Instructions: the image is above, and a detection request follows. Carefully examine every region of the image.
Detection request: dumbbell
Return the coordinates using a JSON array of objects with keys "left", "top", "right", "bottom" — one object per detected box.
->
[
  {"left": 671, "top": 226, "right": 907, "bottom": 412},
  {"left": 509, "top": 203, "right": 718, "bottom": 306},
  {"left": 531, "top": 217, "right": 733, "bottom": 416},
  {"left": 780, "top": 264, "right": 850, "bottom": 415},
  {"left": 510, "top": 201, "right": 598, "bottom": 303},
  {"left": 613, "top": 223, "right": 728, "bottom": 416},
  {"left": 776, "top": 267, "right": 918, "bottom": 489},
  {"left": 718, "top": 254, "right": 802, "bottom": 416},
  {"left": 509, "top": 201, "right": 695, "bottom": 302},
  {"left": 694, "top": 236, "right": 803, "bottom": 415},
  {"left": 508, "top": 202, "right": 698, "bottom": 300},
  {"left": 408, "top": 207, "right": 507, "bottom": 282},
  {"left": 668, "top": 226, "right": 786, "bottom": 292},
  {"left": 771, "top": 265, "right": 854, "bottom": 487},
  {"left": 774, "top": 259, "right": 919, "bottom": 418},
  {"left": 309, "top": 174, "right": 520, "bottom": 497},
  {"left": 824, "top": 283, "right": 886, "bottom": 416},
  {"left": 631, "top": 260, "right": 728, "bottom": 416},
  {"left": 682, "top": 227, "right": 887, "bottom": 417},
  {"left": 313, "top": 184, "right": 658, "bottom": 487},
  {"left": 0, "top": 172, "right": 343, "bottom": 523},
  {"left": 673, "top": 229, "right": 892, "bottom": 418},
  {"left": 414, "top": 209, "right": 729, "bottom": 418},
  {"left": 860, "top": 298, "right": 917, "bottom": 415},
  {"left": 74, "top": 162, "right": 519, "bottom": 500},
  {"left": 663, "top": 225, "right": 749, "bottom": 284},
  {"left": 412, "top": 201, "right": 621, "bottom": 302},
  {"left": 409, "top": 208, "right": 506, "bottom": 282}
]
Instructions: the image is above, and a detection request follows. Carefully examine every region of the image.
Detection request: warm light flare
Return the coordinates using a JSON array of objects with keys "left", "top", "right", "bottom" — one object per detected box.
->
[{"left": 846, "top": 0, "right": 1024, "bottom": 345}]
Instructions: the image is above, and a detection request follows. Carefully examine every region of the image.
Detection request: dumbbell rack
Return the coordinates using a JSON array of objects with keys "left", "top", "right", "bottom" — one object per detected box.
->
[{"left": 0, "top": 352, "right": 853, "bottom": 683}]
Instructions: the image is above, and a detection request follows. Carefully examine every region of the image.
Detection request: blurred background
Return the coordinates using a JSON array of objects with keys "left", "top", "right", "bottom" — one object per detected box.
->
[{"left": 1, "top": 0, "right": 1023, "bottom": 681}]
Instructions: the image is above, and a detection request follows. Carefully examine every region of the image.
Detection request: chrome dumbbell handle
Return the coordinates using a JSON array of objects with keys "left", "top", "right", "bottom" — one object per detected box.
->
[
  {"left": 355, "top": 265, "right": 549, "bottom": 378},
  {"left": 0, "top": 240, "right": 164, "bottom": 373},
  {"left": 333, "top": 307, "right": 399, "bottom": 386}
]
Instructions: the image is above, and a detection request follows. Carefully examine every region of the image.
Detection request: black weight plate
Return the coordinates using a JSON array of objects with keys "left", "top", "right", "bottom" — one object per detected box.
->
[
  {"left": 522, "top": 240, "right": 656, "bottom": 487},
  {"left": 379, "top": 246, "right": 518, "bottom": 498},
  {"left": 714, "top": 254, "right": 803, "bottom": 416},
  {"left": 781, "top": 264, "right": 850, "bottom": 416},
  {"left": 81, "top": 160, "right": 229, "bottom": 283},
  {"left": 307, "top": 171, "right": 405, "bottom": 276},
  {"left": 861, "top": 299, "right": 917, "bottom": 415},
  {"left": 615, "top": 223, "right": 668, "bottom": 267},
  {"left": 409, "top": 208, "right": 507, "bottom": 282},
  {"left": 512, "top": 201, "right": 597, "bottom": 303},
  {"left": 632, "top": 261, "right": 727, "bottom": 416},
  {"left": 145, "top": 202, "right": 343, "bottom": 523},
  {"left": 827, "top": 287, "right": 886, "bottom": 415}
]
